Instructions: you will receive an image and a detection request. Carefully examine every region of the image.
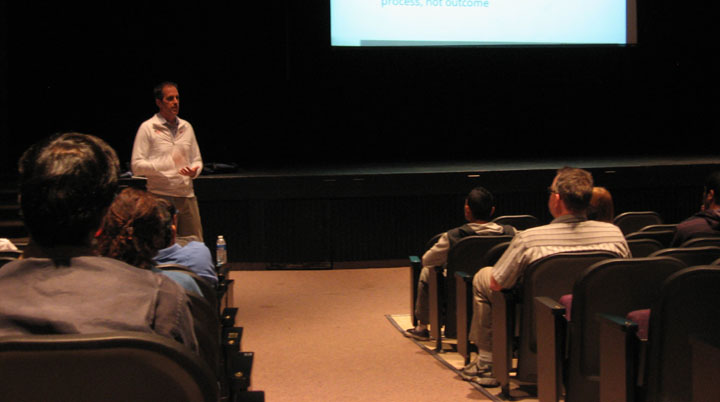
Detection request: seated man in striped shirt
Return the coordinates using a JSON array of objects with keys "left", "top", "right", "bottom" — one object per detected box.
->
[{"left": 463, "top": 167, "right": 631, "bottom": 387}]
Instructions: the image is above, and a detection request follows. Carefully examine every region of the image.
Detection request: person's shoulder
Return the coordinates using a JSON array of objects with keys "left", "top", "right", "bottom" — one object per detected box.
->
[
  {"left": 76, "top": 255, "right": 153, "bottom": 275},
  {"left": 158, "top": 269, "right": 202, "bottom": 295},
  {"left": 76, "top": 256, "right": 183, "bottom": 290},
  {"left": 581, "top": 219, "right": 625, "bottom": 232},
  {"left": 184, "top": 240, "right": 210, "bottom": 251}
]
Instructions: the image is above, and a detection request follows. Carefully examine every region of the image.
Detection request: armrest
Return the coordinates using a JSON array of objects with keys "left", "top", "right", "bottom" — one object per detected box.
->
[
  {"left": 455, "top": 271, "right": 473, "bottom": 363},
  {"left": 223, "top": 326, "right": 244, "bottom": 354},
  {"left": 222, "top": 307, "right": 239, "bottom": 328},
  {"left": 217, "top": 278, "right": 235, "bottom": 311},
  {"left": 597, "top": 313, "right": 639, "bottom": 402},
  {"left": 455, "top": 271, "right": 472, "bottom": 281},
  {"left": 535, "top": 296, "right": 567, "bottom": 402},
  {"left": 409, "top": 255, "right": 422, "bottom": 323},
  {"left": 229, "top": 351, "right": 255, "bottom": 393},
  {"left": 492, "top": 289, "right": 515, "bottom": 397},
  {"left": 428, "top": 265, "right": 444, "bottom": 351}
]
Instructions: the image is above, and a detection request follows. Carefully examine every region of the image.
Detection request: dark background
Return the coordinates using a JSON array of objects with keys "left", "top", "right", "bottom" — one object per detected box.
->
[{"left": 1, "top": 0, "right": 717, "bottom": 174}]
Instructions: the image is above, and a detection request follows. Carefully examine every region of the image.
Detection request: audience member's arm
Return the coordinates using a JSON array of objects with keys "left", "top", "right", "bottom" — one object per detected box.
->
[
  {"left": 489, "top": 236, "right": 527, "bottom": 290},
  {"left": 188, "top": 242, "right": 218, "bottom": 286},
  {"left": 130, "top": 125, "right": 175, "bottom": 177},
  {"left": 186, "top": 126, "right": 203, "bottom": 178},
  {"left": 421, "top": 233, "right": 450, "bottom": 268},
  {"left": 153, "top": 277, "right": 199, "bottom": 354}
]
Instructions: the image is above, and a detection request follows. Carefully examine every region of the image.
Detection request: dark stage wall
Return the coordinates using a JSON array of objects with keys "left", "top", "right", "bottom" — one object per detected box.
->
[
  {"left": 2, "top": 2, "right": 719, "bottom": 265},
  {"left": 122, "top": 158, "right": 720, "bottom": 266}
]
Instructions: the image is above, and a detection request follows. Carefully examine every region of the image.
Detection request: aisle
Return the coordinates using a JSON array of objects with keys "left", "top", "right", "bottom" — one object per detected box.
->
[{"left": 228, "top": 267, "right": 491, "bottom": 402}]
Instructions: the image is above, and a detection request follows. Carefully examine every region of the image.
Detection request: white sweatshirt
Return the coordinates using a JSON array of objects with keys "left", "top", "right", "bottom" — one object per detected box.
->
[{"left": 131, "top": 113, "right": 203, "bottom": 197}]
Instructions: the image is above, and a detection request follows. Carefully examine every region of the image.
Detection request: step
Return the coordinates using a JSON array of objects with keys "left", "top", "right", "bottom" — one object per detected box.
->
[
  {"left": 0, "top": 205, "right": 21, "bottom": 221},
  {"left": 0, "top": 220, "right": 27, "bottom": 239}
]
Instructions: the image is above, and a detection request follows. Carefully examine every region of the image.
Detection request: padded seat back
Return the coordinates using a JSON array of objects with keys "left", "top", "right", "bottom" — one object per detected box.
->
[
  {"left": 515, "top": 250, "right": 619, "bottom": 382},
  {"left": 492, "top": 215, "right": 541, "bottom": 231},
  {"left": 625, "top": 230, "right": 676, "bottom": 248},
  {"left": 645, "top": 266, "right": 720, "bottom": 402},
  {"left": 0, "top": 331, "right": 219, "bottom": 402},
  {"left": 626, "top": 238, "right": 664, "bottom": 258},
  {"left": 613, "top": 211, "right": 663, "bottom": 235},
  {"left": 564, "top": 256, "right": 687, "bottom": 402},
  {"left": 679, "top": 235, "right": 720, "bottom": 248},
  {"left": 157, "top": 263, "right": 219, "bottom": 313},
  {"left": 649, "top": 246, "right": 720, "bottom": 268},
  {"left": 443, "top": 235, "right": 513, "bottom": 337}
]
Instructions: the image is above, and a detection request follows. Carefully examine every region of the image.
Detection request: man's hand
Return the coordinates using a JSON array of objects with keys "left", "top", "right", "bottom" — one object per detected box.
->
[{"left": 179, "top": 166, "right": 199, "bottom": 177}]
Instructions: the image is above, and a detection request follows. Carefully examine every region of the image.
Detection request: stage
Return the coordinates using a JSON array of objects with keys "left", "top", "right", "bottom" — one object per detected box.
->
[{"left": 123, "top": 155, "right": 720, "bottom": 268}]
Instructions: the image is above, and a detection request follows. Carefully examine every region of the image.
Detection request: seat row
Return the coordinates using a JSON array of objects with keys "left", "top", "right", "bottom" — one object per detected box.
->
[
  {"left": 409, "top": 212, "right": 720, "bottom": 402},
  {"left": 0, "top": 256, "right": 263, "bottom": 402}
]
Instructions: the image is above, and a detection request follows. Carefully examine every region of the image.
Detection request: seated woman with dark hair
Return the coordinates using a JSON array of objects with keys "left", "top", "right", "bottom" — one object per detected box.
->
[{"left": 95, "top": 187, "right": 202, "bottom": 295}]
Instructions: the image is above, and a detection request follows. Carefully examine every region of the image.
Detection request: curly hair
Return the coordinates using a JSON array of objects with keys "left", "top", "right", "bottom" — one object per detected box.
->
[{"left": 95, "top": 187, "right": 173, "bottom": 269}]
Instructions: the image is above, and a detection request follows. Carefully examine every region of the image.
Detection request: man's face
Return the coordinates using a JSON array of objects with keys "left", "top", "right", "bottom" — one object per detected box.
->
[{"left": 156, "top": 85, "right": 180, "bottom": 121}]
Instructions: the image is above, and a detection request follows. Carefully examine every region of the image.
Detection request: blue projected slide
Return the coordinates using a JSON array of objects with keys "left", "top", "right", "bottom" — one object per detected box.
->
[{"left": 330, "top": 0, "right": 636, "bottom": 46}]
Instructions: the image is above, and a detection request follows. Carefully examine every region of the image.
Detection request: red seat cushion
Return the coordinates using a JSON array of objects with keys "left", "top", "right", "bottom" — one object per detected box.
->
[
  {"left": 559, "top": 294, "right": 573, "bottom": 321},
  {"left": 626, "top": 308, "right": 651, "bottom": 340}
]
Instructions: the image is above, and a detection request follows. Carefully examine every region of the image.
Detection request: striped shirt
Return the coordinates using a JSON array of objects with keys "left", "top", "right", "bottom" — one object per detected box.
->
[{"left": 492, "top": 214, "right": 631, "bottom": 289}]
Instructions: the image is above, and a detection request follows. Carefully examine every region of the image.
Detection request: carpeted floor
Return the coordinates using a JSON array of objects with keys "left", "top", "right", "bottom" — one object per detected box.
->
[{"left": 228, "top": 267, "right": 498, "bottom": 401}]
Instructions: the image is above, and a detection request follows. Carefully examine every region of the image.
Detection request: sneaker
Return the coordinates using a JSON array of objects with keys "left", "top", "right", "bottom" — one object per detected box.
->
[
  {"left": 461, "top": 358, "right": 491, "bottom": 377},
  {"left": 403, "top": 327, "right": 430, "bottom": 341},
  {"left": 468, "top": 373, "right": 500, "bottom": 388},
  {"left": 460, "top": 359, "right": 498, "bottom": 387}
]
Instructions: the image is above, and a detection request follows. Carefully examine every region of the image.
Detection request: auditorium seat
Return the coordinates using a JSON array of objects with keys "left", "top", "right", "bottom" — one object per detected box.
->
[
  {"left": 428, "top": 235, "right": 513, "bottom": 348},
  {"left": 216, "top": 262, "right": 235, "bottom": 312},
  {"left": 625, "top": 229, "right": 676, "bottom": 248},
  {"left": 409, "top": 232, "right": 443, "bottom": 323},
  {"left": 534, "top": 256, "right": 686, "bottom": 402},
  {"left": 0, "top": 331, "right": 219, "bottom": 402},
  {"left": 158, "top": 263, "right": 263, "bottom": 402},
  {"left": 679, "top": 235, "right": 720, "bottom": 248},
  {"left": 491, "top": 250, "right": 618, "bottom": 398},
  {"left": 648, "top": 246, "right": 720, "bottom": 268},
  {"left": 492, "top": 214, "right": 541, "bottom": 231},
  {"left": 613, "top": 211, "right": 663, "bottom": 235},
  {"left": 638, "top": 223, "right": 677, "bottom": 233},
  {"left": 598, "top": 266, "right": 720, "bottom": 402},
  {"left": 455, "top": 240, "right": 512, "bottom": 363},
  {"left": 157, "top": 263, "right": 219, "bottom": 313},
  {"left": 626, "top": 238, "right": 665, "bottom": 258}
]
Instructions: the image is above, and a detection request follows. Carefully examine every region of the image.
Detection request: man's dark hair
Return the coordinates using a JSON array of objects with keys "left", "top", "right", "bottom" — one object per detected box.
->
[
  {"left": 153, "top": 81, "right": 178, "bottom": 100},
  {"left": 466, "top": 186, "right": 495, "bottom": 221},
  {"left": 704, "top": 171, "right": 720, "bottom": 204},
  {"left": 18, "top": 133, "right": 120, "bottom": 247},
  {"left": 552, "top": 167, "right": 594, "bottom": 214}
]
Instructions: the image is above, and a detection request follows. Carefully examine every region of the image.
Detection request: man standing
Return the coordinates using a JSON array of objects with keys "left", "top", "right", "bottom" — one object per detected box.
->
[
  {"left": 463, "top": 167, "right": 630, "bottom": 386},
  {"left": 132, "top": 81, "right": 204, "bottom": 240}
]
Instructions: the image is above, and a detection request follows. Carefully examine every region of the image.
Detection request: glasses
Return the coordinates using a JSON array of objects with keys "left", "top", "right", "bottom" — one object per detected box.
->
[{"left": 547, "top": 186, "right": 558, "bottom": 195}]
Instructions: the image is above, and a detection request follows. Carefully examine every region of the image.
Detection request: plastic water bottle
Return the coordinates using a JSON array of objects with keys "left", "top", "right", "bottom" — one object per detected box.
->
[{"left": 216, "top": 235, "right": 227, "bottom": 266}]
